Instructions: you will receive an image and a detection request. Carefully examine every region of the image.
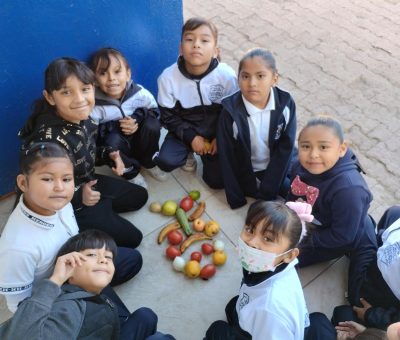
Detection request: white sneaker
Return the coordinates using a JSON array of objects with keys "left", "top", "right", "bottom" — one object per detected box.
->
[
  {"left": 146, "top": 166, "right": 168, "bottom": 182},
  {"left": 181, "top": 152, "right": 197, "bottom": 172},
  {"left": 128, "top": 173, "right": 148, "bottom": 189}
]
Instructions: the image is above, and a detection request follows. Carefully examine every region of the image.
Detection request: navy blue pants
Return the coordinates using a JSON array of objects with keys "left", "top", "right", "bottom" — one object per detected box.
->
[
  {"left": 205, "top": 297, "right": 336, "bottom": 339},
  {"left": 75, "top": 174, "right": 148, "bottom": 249},
  {"left": 98, "top": 114, "right": 161, "bottom": 179},
  {"left": 154, "top": 133, "right": 224, "bottom": 189}
]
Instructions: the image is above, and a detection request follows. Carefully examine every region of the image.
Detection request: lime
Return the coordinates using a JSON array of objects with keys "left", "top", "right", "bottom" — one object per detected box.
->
[{"left": 189, "top": 190, "right": 201, "bottom": 201}]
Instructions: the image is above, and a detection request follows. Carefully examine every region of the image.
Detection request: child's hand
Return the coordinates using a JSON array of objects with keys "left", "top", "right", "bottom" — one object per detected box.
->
[
  {"left": 336, "top": 321, "right": 366, "bottom": 339},
  {"left": 49, "top": 252, "right": 87, "bottom": 286},
  {"left": 191, "top": 136, "right": 205, "bottom": 155},
  {"left": 353, "top": 298, "right": 372, "bottom": 322},
  {"left": 82, "top": 180, "right": 101, "bottom": 206},
  {"left": 208, "top": 138, "right": 217, "bottom": 155},
  {"left": 119, "top": 116, "right": 138, "bottom": 135},
  {"left": 109, "top": 150, "right": 125, "bottom": 176}
]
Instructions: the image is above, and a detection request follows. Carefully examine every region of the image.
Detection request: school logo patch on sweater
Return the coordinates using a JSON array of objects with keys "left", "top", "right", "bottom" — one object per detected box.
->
[{"left": 208, "top": 84, "right": 225, "bottom": 102}]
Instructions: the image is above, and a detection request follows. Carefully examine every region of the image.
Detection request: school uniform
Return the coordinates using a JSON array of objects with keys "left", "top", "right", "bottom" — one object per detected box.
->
[
  {"left": 155, "top": 56, "right": 238, "bottom": 188},
  {"left": 217, "top": 87, "right": 296, "bottom": 209},
  {"left": 91, "top": 81, "right": 161, "bottom": 179},
  {"left": 21, "top": 112, "right": 148, "bottom": 248}
]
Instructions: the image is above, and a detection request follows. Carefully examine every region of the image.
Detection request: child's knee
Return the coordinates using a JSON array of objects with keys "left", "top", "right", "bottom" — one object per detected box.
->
[{"left": 134, "top": 307, "right": 158, "bottom": 327}]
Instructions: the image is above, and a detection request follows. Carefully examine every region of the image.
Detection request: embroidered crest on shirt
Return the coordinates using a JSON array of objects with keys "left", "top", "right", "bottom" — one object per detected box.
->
[
  {"left": 274, "top": 123, "right": 283, "bottom": 140},
  {"left": 239, "top": 293, "right": 250, "bottom": 310},
  {"left": 290, "top": 175, "right": 319, "bottom": 207},
  {"left": 208, "top": 84, "right": 225, "bottom": 102}
]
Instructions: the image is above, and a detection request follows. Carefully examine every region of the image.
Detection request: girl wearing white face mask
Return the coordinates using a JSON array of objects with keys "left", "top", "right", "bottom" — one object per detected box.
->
[{"left": 205, "top": 200, "right": 337, "bottom": 340}]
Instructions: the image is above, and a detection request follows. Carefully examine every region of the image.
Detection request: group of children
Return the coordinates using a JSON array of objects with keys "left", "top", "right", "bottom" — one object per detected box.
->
[{"left": 0, "top": 15, "right": 399, "bottom": 340}]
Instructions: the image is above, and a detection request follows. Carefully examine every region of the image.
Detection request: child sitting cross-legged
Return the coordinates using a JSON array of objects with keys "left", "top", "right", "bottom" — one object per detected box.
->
[{"left": 0, "top": 230, "right": 175, "bottom": 340}]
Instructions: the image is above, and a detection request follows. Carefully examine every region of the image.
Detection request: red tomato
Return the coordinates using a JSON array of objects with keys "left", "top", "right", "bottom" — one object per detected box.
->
[
  {"left": 166, "top": 246, "right": 181, "bottom": 260},
  {"left": 200, "top": 264, "right": 217, "bottom": 280},
  {"left": 201, "top": 243, "right": 214, "bottom": 255},
  {"left": 190, "top": 251, "right": 202, "bottom": 262},
  {"left": 179, "top": 196, "right": 194, "bottom": 212},
  {"left": 167, "top": 230, "right": 183, "bottom": 245}
]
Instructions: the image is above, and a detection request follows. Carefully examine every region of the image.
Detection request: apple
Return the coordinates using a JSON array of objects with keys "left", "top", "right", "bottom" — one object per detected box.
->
[
  {"left": 167, "top": 230, "right": 183, "bottom": 245},
  {"left": 204, "top": 220, "right": 220, "bottom": 237},
  {"left": 200, "top": 264, "right": 217, "bottom": 280},
  {"left": 190, "top": 251, "right": 202, "bottom": 262},
  {"left": 179, "top": 196, "right": 194, "bottom": 212},
  {"left": 166, "top": 245, "right": 181, "bottom": 260},
  {"left": 172, "top": 256, "right": 185, "bottom": 271},
  {"left": 201, "top": 243, "right": 214, "bottom": 255},
  {"left": 162, "top": 200, "right": 178, "bottom": 216},
  {"left": 192, "top": 218, "right": 206, "bottom": 232}
]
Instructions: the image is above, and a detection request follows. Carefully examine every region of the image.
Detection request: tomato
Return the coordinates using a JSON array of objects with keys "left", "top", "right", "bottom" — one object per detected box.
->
[
  {"left": 179, "top": 196, "right": 194, "bottom": 212},
  {"left": 167, "top": 230, "right": 183, "bottom": 245},
  {"left": 201, "top": 243, "right": 214, "bottom": 255},
  {"left": 166, "top": 246, "right": 181, "bottom": 260},
  {"left": 200, "top": 264, "right": 217, "bottom": 280},
  {"left": 190, "top": 251, "right": 202, "bottom": 262}
]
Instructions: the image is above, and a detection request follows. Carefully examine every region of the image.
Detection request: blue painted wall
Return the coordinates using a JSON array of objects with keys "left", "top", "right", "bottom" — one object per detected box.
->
[{"left": 0, "top": 0, "right": 183, "bottom": 194}]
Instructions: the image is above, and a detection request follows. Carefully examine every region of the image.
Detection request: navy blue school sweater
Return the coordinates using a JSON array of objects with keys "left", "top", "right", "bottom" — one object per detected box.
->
[
  {"left": 287, "top": 149, "right": 372, "bottom": 251},
  {"left": 217, "top": 88, "right": 296, "bottom": 209}
]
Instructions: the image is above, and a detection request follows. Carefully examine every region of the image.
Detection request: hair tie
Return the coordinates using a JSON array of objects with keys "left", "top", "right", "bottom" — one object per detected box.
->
[{"left": 285, "top": 201, "right": 314, "bottom": 242}]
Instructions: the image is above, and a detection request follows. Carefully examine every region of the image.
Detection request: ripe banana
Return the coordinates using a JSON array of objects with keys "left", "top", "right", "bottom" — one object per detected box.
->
[
  {"left": 180, "top": 233, "right": 211, "bottom": 253},
  {"left": 157, "top": 221, "right": 180, "bottom": 244},
  {"left": 188, "top": 201, "right": 206, "bottom": 221}
]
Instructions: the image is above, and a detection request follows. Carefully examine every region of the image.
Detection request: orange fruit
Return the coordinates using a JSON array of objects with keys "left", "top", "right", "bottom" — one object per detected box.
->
[
  {"left": 212, "top": 251, "right": 227, "bottom": 266},
  {"left": 184, "top": 260, "right": 201, "bottom": 278}
]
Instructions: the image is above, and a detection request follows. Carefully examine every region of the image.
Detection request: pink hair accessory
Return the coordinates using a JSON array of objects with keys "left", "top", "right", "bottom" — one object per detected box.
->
[{"left": 286, "top": 201, "right": 314, "bottom": 242}]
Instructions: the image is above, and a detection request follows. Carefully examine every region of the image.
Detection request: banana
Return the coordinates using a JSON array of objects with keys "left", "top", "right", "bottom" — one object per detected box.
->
[
  {"left": 157, "top": 221, "right": 181, "bottom": 244},
  {"left": 188, "top": 201, "right": 206, "bottom": 221},
  {"left": 180, "top": 233, "right": 211, "bottom": 253}
]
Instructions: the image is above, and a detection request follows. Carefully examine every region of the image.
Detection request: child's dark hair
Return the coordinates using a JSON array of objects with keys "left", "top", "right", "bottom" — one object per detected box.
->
[
  {"left": 14, "top": 142, "right": 73, "bottom": 209},
  {"left": 239, "top": 48, "right": 277, "bottom": 74},
  {"left": 90, "top": 47, "right": 130, "bottom": 74},
  {"left": 245, "top": 200, "right": 302, "bottom": 249},
  {"left": 299, "top": 115, "right": 344, "bottom": 143},
  {"left": 354, "top": 327, "right": 387, "bottom": 339},
  {"left": 181, "top": 17, "right": 218, "bottom": 44},
  {"left": 57, "top": 230, "right": 118, "bottom": 260},
  {"left": 19, "top": 57, "right": 95, "bottom": 139}
]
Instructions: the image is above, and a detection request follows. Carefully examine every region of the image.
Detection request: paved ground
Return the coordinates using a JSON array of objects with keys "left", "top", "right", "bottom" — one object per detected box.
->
[{"left": 184, "top": 0, "right": 400, "bottom": 221}]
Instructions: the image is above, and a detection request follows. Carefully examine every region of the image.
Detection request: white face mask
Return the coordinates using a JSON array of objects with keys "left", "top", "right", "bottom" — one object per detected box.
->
[{"left": 237, "top": 237, "right": 292, "bottom": 273}]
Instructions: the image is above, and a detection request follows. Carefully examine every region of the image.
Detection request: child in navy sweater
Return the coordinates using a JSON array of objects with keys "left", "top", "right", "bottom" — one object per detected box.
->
[
  {"left": 155, "top": 17, "right": 238, "bottom": 188},
  {"left": 217, "top": 48, "right": 296, "bottom": 209},
  {"left": 287, "top": 116, "right": 378, "bottom": 305},
  {"left": 90, "top": 47, "right": 167, "bottom": 188}
]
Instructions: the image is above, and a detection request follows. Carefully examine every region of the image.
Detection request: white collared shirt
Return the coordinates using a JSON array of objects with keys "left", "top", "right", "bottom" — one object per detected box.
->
[{"left": 242, "top": 88, "right": 275, "bottom": 171}]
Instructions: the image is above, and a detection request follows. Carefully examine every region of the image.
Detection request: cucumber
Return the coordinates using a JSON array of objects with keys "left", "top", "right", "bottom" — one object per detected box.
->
[{"left": 176, "top": 208, "right": 192, "bottom": 236}]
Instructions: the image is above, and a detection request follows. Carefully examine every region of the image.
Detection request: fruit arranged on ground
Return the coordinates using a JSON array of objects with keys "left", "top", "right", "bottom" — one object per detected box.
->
[
  {"left": 179, "top": 196, "right": 194, "bottom": 212},
  {"left": 162, "top": 200, "right": 178, "bottom": 216},
  {"left": 157, "top": 222, "right": 181, "bottom": 244},
  {"left": 172, "top": 256, "right": 185, "bottom": 272},
  {"left": 180, "top": 233, "right": 212, "bottom": 253},
  {"left": 192, "top": 218, "right": 206, "bottom": 232},
  {"left": 166, "top": 245, "right": 182, "bottom": 260},
  {"left": 201, "top": 243, "right": 214, "bottom": 255},
  {"left": 176, "top": 208, "right": 192, "bottom": 236},
  {"left": 184, "top": 260, "right": 201, "bottom": 278},
  {"left": 212, "top": 250, "right": 227, "bottom": 266},
  {"left": 149, "top": 202, "right": 162, "bottom": 213},
  {"left": 213, "top": 240, "right": 225, "bottom": 251},
  {"left": 190, "top": 251, "right": 202, "bottom": 262},
  {"left": 189, "top": 190, "right": 201, "bottom": 201},
  {"left": 167, "top": 230, "right": 183, "bottom": 245},
  {"left": 204, "top": 220, "right": 220, "bottom": 237},
  {"left": 188, "top": 201, "right": 206, "bottom": 221},
  {"left": 200, "top": 264, "right": 217, "bottom": 280}
]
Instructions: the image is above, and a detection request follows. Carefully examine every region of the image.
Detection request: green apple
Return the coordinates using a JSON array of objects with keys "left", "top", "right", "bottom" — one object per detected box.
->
[{"left": 162, "top": 200, "right": 178, "bottom": 216}]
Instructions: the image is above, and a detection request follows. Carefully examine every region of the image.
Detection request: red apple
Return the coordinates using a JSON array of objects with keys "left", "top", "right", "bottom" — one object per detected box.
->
[
  {"left": 166, "top": 246, "right": 181, "bottom": 260},
  {"left": 200, "top": 264, "right": 217, "bottom": 280},
  {"left": 179, "top": 196, "right": 194, "bottom": 212},
  {"left": 167, "top": 230, "right": 183, "bottom": 245},
  {"left": 201, "top": 243, "right": 214, "bottom": 255},
  {"left": 190, "top": 251, "right": 202, "bottom": 262}
]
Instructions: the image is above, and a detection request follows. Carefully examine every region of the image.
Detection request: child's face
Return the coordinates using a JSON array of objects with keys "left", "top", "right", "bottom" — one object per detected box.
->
[
  {"left": 68, "top": 246, "right": 115, "bottom": 294},
  {"left": 17, "top": 157, "right": 74, "bottom": 216},
  {"left": 95, "top": 55, "right": 131, "bottom": 100},
  {"left": 179, "top": 24, "right": 218, "bottom": 75},
  {"left": 298, "top": 125, "right": 347, "bottom": 175},
  {"left": 240, "top": 221, "right": 294, "bottom": 267},
  {"left": 44, "top": 75, "right": 95, "bottom": 124},
  {"left": 239, "top": 56, "right": 278, "bottom": 109}
]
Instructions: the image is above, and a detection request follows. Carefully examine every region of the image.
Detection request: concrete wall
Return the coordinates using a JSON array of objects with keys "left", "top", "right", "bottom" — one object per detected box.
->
[{"left": 0, "top": 0, "right": 182, "bottom": 194}]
